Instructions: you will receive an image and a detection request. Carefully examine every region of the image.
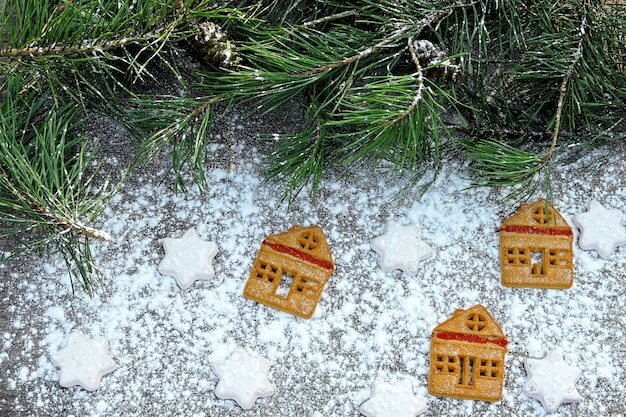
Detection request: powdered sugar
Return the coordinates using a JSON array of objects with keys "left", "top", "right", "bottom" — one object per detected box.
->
[{"left": 1, "top": 117, "right": 625, "bottom": 416}]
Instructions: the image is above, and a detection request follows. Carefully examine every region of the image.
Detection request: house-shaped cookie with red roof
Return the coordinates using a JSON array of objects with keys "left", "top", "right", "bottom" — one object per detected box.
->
[
  {"left": 428, "top": 304, "right": 508, "bottom": 402},
  {"left": 500, "top": 199, "right": 574, "bottom": 289},
  {"left": 243, "top": 225, "right": 334, "bottom": 319}
]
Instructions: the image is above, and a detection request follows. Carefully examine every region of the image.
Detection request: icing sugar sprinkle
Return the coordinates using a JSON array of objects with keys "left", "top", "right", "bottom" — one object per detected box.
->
[{"left": 1, "top": 114, "right": 625, "bottom": 416}]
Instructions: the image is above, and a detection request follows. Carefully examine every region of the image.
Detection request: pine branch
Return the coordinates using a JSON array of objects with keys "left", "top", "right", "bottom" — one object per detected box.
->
[
  {"left": 1, "top": 0, "right": 188, "bottom": 49},
  {"left": 200, "top": 0, "right": 478, "bottom": 202},
  {"left": 262, "top": 119, "right": 328, "bottom": 203},
  {"left": 326, "top": 36, "right": 464, "bottom": 177},
  {"left": 550, "top": 0, "right": 588, "bottom": 144},
  {"left": 463, "top": 139, "right": 547, "bottom": 203},
  {"left": 462, "top": 0, "right": 624, "bottom": 202},
  {"left": 302, "top": 8, "right": 363, "bottom": 28},
  {"left": 0, "top": 81, "right": 113, "bottom": 294},
  {"left": 129, "top": 95, "right": 218, "bottom": 193},
  {"left": 0, "top": 2, "right": 255, "bottom": 294},
  {"left": 0, "top": 0, "right": 206, "bottom": 100},
  {"left": 1, "top": 32, "right": 168, "bottom": 59},
  {"left": 293, "top": 30, "right": 401, "bottom": 78},
  {"left": 1, "top": 0, "right": 625, "bottom": 292},
  {"left": 29, "top": 202, "right": 111, "bottom": 242}
]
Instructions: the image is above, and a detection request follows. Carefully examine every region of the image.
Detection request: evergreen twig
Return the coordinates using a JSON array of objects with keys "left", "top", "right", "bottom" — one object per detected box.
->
[
  {"left": 463, "top": 0, "right": 621, "bottom": 202},
  {"left": 1, "top": 0, "right": 624, "bottom": 293},
  {"left": 0, "top": 80, "right": 114, "bottom": 294}
]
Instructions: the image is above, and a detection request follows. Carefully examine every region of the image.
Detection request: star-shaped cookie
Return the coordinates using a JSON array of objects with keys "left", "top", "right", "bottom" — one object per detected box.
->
[
  {"left": 158, "top": 227, "right": 219, "bottom": 290},
  {"left": 51, "top": 331, "right": 117, "bottom": 391},
  {"left": 211, "top": 348, "right": 275, "bottom": 410},
  {"left": 360, "top": 379, "right": 427, "bottom": 417},
  {"left": 574, "top": 200, "right": 626, "bottom": 259},
  {"left": 371, "top": 220, "right": 433, "bottom": 275},
  {"left": 523, "top": 349, "right": 582, "bottom": 413}
]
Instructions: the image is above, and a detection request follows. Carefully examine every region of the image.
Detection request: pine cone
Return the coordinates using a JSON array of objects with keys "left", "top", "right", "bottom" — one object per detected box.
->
[{"left": 193, "top": 22, "right": 240, "bottom": 68}]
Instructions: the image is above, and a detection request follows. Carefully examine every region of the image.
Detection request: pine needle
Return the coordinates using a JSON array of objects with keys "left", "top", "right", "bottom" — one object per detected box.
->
[{"left": 1, "top": 0, "right": 625, "bottom": 293}]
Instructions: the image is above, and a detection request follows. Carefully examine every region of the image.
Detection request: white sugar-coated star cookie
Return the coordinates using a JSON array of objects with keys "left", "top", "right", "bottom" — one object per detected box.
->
[
  {"left": 360, "top": 379, "right": 427, "bottom": 417},
  {"left": 51, "top": 331, "right": 117, "bottom": 391},
  {"left": 523, "top": 349, "right": 582, "bottom": 413},
  {"left": 371, "top": 220, "right": 433, "bottom": 275},
  {"left": 158, "top": 227, "right": 219, "bottom": 290},
  {"left": 574, "top": 200, "right": 626, "bottom": 259},
  {"left": 211, "top": 348, "right": 275, "bottom": 410}
]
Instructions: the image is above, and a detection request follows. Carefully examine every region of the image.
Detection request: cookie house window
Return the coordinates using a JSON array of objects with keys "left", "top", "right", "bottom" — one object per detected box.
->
[
  {"left": 478, "top": 359, "right": 502, "bottom": 379},
  {"left": 297, "top": 231, "right": 320, "bottom": 251},
  {"left": 530, "top": 249, "right": 545, "bottom": 276},
  {"left": 458, "top": 356, "right": 475, "bottom": 387},
  {"left": 435, "top": 354, "right": 458, "bottom": 374},
  {"left": 295, "top": 276, "right": 319, "bottom": 298},
  {"left": 275, "top": 272, "right": 295, "bottom": 298},
  {"left": 466, "top": 313, "right": 487, "bottom": 332},
  {"left": 532, "top": 205, "right": 554, "bottom": 225},
  {"left": 255, "top": 261, "right": 280, "bottom": 283},
  {"left": 506, "top": 247, "right": 529, "bottom": 265},
  {"left": 548, "top": 249, "right": 570, "bottom": 266}
]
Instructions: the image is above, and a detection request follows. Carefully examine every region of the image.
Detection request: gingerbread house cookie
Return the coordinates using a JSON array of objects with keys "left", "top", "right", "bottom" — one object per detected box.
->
[
  {"left": 428, "top": 305, "right": 508, "bottom": 402},
  {"left": 500, "top": 199, "right": 574, "bottom": 289},
  {"left": 243, "top": 225, "right": 334, "bottom": 319}
]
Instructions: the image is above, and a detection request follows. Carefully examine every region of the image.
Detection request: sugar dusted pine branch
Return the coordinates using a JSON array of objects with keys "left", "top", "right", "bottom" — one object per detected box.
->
[
  {"left": 30, "top": 202, "right": 112, "bottom": 242},
  {"left": 293, "top": 35, "right": 396, "bottom": 78},
  {"left": 0, "top": 34, "right": 160, "bottom": 59},
  {"left": 302, "top": 8, "right": 363, "bottom": 28},
  {"left": 1, "top": 0, "right": 625, "bottom": 293},
  {"left": 545, "top": 0, "right": 589, "bottom": 163},
  {"left": 406, "top": 37, "right": 426, "bottom": 114}
]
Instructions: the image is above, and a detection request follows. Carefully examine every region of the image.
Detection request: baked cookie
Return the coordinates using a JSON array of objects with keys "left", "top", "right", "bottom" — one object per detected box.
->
[
  {"left": 360, "top": 379, "right": 427, "bottom": 417},
  {"left": 574, "top": 200, "right": 626, "bottom": 259},
  {"left": 370, "top": 220, "right": 432, "bottom": 276},
  {"left": 158, "top": 228, "right": 219, "bottom": 290},
  {"left": 500, "top": 199, "right": 574, "bottom": 289},
  {"left": 243, "top": 225, "right": 334, "bottom": 319},
  {"left": 428, "top": 305, "right": 508, "bottom": 402},
  {"left": 51, "top": 331, "right": 117, "bottom": 391},
  {"left": 523, "top": 349, "right": 582, "bottom": 413},
  {"left": 212, "top": 348, "right": 275, "bottom": 410}
]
